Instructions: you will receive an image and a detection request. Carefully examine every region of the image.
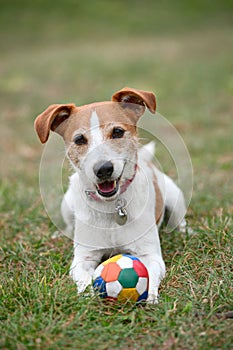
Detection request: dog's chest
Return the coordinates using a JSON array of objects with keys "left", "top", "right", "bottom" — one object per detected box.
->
[{"left": 72, "top": 191, "right": 156, "bottom": 249}]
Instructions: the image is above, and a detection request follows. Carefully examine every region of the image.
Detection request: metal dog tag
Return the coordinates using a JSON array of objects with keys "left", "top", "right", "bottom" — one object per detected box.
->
[{"left": 115, "top": 199, "right": 127, "bottom": 225}]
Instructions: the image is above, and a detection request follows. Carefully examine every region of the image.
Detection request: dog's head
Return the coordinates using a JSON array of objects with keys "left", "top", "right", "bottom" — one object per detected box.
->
[{"left": 35, "top": 87, "right": 156, "bottom": 200}]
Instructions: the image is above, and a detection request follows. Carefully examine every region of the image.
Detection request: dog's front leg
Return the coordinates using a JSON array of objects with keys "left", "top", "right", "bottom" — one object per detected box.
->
[
  {"left": 70, "top": 249, "right": 100, "bottom": 294},
  {"left": 140, "top": 254, "right": 166, "bottom": 304}
]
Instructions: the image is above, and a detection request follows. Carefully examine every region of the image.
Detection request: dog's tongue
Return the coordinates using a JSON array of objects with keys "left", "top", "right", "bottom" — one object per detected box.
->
[{"left": 98, "top": 181, "right": 115, "bottom": 193}]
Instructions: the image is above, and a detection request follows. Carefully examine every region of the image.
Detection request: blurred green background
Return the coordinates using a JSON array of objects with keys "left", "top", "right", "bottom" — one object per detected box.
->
[{"left": 0, "top": 0, "right": 232, "bottom": 212}]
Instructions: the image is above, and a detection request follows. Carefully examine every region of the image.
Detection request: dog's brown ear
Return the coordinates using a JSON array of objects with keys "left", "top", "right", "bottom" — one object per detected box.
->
[
  {"left": 34, "top": 104, "right": 76, "bottom": 143},
  {"left": 112, "top": 87, "right": 156, "bottom": 114}
]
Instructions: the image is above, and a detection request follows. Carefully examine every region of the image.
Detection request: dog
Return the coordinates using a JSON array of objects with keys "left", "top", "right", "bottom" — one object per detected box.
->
[{"left": 35, "top": 87, "right": 187, "bottom": 303}]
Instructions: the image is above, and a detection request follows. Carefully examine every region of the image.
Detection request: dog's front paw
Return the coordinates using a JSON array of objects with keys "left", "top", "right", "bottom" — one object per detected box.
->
[
  {"left": 70, "top": 267, "right": 93, "bottom": 295},
  {"left": 147, "top": 294, "right": 159, "bottom": 304},
  {"left": 75, "top": 275, "right": 93, "bottom": 295},
  {"left": 77, "top": 283, "right": 95, "bottom": 298}
]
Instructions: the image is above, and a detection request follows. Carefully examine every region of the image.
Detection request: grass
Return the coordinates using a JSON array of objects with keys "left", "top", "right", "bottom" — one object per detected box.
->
[{"left": 0, "top": 1, "right": 233, "bottom": 349}]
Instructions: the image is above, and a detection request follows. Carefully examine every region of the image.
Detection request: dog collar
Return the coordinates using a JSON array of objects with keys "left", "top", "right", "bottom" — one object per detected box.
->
[{"left": 119, "top": 164, "right": 137, "bottom": 195}]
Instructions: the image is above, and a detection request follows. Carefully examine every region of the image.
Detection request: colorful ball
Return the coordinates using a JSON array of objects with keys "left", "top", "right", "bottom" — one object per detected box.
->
[{"left": 93, "top": 254, "right": 149, "bottom": 303}]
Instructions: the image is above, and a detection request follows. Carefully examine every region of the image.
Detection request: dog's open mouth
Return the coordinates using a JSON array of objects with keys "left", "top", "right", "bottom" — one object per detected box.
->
[{"left": 96, "top": 180, "right": 119, "bottom": 198}]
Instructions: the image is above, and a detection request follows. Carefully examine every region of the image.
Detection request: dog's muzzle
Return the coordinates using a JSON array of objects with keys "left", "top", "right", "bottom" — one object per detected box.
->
[{"left": 93, "top": 160, "right": 119, "bottom": 198}]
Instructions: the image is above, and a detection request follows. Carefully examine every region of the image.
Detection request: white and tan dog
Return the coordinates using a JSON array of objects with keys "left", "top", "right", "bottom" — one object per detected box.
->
[{"left": 35, "top": 87, "right": 187, "bottom": 303}]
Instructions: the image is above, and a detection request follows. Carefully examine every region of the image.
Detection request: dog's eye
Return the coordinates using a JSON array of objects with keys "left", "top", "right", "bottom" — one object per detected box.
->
[
  {"left": 112, "top": 127, "right": 125, "bottom": 139},
  {"left": 73, "top": 134, "right": 87, "bottom": 145}
]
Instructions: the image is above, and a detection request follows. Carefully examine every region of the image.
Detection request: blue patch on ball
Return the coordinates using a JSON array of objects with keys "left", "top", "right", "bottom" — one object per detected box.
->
[{"left": 93, "top": 276, "right": 107, "bottom": 298}]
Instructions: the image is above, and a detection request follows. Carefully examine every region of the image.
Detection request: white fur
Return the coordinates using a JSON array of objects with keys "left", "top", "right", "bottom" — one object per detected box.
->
[{"left": 89, "top": 111, "right": 103, "bottom": 151}]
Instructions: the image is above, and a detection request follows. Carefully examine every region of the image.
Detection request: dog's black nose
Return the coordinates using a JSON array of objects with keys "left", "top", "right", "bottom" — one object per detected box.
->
[{"left": 94, "top": 161, "right": 114, "bottom": 179}]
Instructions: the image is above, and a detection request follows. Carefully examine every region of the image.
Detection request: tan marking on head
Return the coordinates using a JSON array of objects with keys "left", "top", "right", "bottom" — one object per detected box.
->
[
  {"left": 35, "top": 87, "right": 156, "bottom": 144},
  {"left": 62, "top": 102, "right": 139, "bottom": 143},
  {"left": 60, "top": 103, "right": 138, "bottom": 169}
]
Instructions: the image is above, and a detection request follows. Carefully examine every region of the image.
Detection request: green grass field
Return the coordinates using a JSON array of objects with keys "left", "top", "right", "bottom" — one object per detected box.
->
[{"left": 0, "top": 1, "right": 233, "bottom": 349}]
